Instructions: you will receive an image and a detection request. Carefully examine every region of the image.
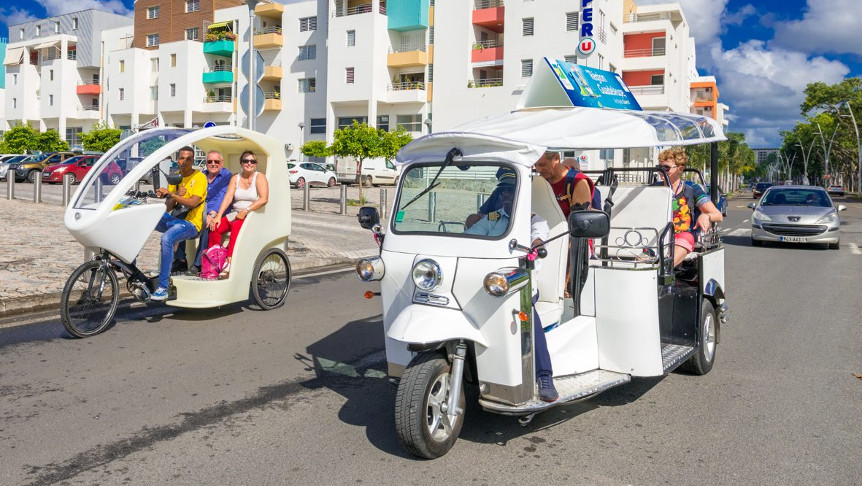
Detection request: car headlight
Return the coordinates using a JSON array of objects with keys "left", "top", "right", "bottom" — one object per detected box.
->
[
  {"left": 355, "top": 257, "right": 384, "bottom": 281},
  {"left": 752, "top": 209, "right": 772, "bottom": 223},
  {"left": 55, "top": 167, "right": 67, "bottom": 173},
  {"left": 412, "top": 259, "right": 442, "bottom": 291},
  {"left": 815, "top": 212, "right": 838, "bottom": 224}
]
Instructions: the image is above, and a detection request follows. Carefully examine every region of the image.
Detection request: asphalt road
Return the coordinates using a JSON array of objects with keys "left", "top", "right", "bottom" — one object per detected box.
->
[{"left": 1, "top": 192, "right": 860, "bottom": 485}]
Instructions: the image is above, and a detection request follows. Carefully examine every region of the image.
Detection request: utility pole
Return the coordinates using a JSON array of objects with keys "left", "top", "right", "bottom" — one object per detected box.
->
[
  {"left": 796, "top": 140, "right": 814, "bottom": 185},
  {"left": 246, "top": 0, "right": 259, "bottom": 131},
  {"left": 842, "top": 100, "right": 861, "bottom": 193},
  {"left": 815, "top": 121, "right": 840, "bottom": 186}
]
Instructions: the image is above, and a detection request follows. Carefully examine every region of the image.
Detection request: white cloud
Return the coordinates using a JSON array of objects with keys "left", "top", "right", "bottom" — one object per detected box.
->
[
  {"left": 0, "top": 0, "right": 131, "bottom": 29},
  {"left": 0, "top": 7, "right": 41, "bottom": 27},
  {"left": 635, "top": 0, "right": 728, "bottom": 45},
  {"left": 723, "top": 4, "right": 757, "bottom": 27},
  {"left": 772, "top": 0, "right": 862, "bottom": 56},
  {"left": 710, "top": 41, "right": 850, "bottom": 145}
]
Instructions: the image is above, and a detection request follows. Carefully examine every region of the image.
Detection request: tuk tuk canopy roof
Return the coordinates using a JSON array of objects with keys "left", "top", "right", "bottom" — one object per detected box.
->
[{"left": 396, "top": 107, "right": 727, "bottom": 167}]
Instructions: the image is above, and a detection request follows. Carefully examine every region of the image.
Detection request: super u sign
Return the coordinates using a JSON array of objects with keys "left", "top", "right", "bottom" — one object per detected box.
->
[{"left": 578, "top": 0, "right": 597, "bottom": 56}]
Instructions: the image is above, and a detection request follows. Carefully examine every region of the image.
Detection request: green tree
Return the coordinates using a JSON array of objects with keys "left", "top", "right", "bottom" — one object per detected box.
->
[
  {"left": 35, "top": 129, "right": 70, "bottom": 152},
  {"left": 330, "top": 121, "right": 386, "bottom": 201},
  {"left": 82, "top": 122, "right": 122, "bottom": 153},
  {"left": 380, "top": 127, "right": 413, "bottom": 160},
  {"left": 300, "top": 140, "right": 332, "bottom": 159},
  {"left": 0, "top": 124, "right": 40, "bottom": 153}
]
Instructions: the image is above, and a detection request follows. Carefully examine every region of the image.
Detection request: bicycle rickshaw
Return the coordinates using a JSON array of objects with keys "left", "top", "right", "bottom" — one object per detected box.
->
[
  {"left": 354, "top": 60, "right": 728, "bottom": 458},
  {"left": 61, "top": 126, "right": 292, "bottom": 337}
]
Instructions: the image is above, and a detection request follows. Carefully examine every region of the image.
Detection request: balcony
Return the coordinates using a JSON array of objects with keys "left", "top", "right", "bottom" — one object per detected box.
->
[
  {"left": 473, "top": 1, "right": 504, "bottom": 33},
  {"left": 471, "top": 40, "right": 503, "bottom": 64},
  {"left": 624, "top": 47, "right": 666, "bottom": 58},
  {"left": 254, "top": 26, "right": 283, "bottom": 49},
  {"left": 386, "top": 82, "right": 427, "bottom": 103},
  {"left": 202, "top": 95, "right": 234, "bottom": 113},
  {"left": 262, "top": 64, "right": 283, "bottom": 81},
  {"left": 263, "top": 92, "right": 282, "bottom": 111},
  {"left": 388, "top": 49, "right": 427, "bottom": 68},
  {"left": 469, "top": 77, "right": 504, "bottom": 88},
  {"left": 628, "top": 85, "right": 665, "bottom": 95},
  {"left": 255, "top": 2, "right": 284, "bottom": 18},
  {"left": 76, "top": 83, "right": 101, "bottom": 95},
  {"left": 624, "top": 12, "right": 672, "bottom": 23},
  {"left": 203, "top": 39, "right": 235, "bottom": 57},
  {"left": 334, "top": 2, "right": 376, "bottom": 17},
  {"left": 202, "top": 67, "right": 234, "bottom": 84}
]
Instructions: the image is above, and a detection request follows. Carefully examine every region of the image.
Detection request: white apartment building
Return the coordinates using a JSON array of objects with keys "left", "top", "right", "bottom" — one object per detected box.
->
[{"left": 3, "top": 10, "right": 134, "bottom": 147}]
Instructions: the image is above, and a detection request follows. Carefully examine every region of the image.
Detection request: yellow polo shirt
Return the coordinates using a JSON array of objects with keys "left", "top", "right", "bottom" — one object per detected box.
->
[{"left": 169, "top": 171, "right": 208, "bottom": 231}]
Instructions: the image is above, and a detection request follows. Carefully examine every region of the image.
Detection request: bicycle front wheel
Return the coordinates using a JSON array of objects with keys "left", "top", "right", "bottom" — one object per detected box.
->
[{"left": 60, "top": 260, "right": 120, "bottom": 338}]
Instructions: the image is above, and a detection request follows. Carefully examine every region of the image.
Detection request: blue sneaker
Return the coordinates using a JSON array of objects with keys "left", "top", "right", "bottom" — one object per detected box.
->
[
  {"left": 151, "top": 287, "right": 169, "bottom": 301},
  {"left": 537, "top": 371, "right": 559, "bottom": 402}
]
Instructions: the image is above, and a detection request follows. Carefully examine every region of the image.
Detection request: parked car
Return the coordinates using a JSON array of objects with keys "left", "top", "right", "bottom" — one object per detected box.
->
[
  {"left": 0, "top": 155, "right": 29, "bottom": 180},
  {"left": 288, "top": 162, "right": 337, "bottom": 188},
  {"left": 336, "top": 156, "right": 399, "bottom": 186},
  {"left": 748, "top": 186, "right": 846, "bottom": 249},
  {"left": 10, "top": 152, "right": 78, "bottom": 182},
  {"left": 706, "top": 185, "right": 728, "bottom": 216},
  {"left": 753, "top": 182, "right": 773, "bottom": 198},
  {"left": 43, "top": 155, "right": 122, "bottom": 184},
  {"left": 827, "top": 185, "right": 845, "bottom": 197}
]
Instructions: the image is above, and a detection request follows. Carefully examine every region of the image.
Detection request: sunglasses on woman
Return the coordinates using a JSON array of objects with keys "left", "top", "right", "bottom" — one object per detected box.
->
[{"left": 242, "top": 158, "right": 257, "bottom": 164}]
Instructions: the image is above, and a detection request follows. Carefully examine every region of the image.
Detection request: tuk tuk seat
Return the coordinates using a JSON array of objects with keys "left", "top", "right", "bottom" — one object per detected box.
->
[
  {"left": 601, "top": 186, "right": 673, "bottom": 263},
  {"left": 531, "top": 176, "right": 567, "bottom": 326}
]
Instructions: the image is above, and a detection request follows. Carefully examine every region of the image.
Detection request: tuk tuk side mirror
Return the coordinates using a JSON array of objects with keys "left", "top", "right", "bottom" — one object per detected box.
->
[
  {"left": 164, "top": 173, "right": 183, "bottom": 185},
  {"left": 358, "top": 206, "right": 380, "bottom": 230},
  {"left": 567, "top": 210, "right": 610, "bottom": 238},
  {"left": 747, "top": 202, "right": 756, "bottom": 209}
]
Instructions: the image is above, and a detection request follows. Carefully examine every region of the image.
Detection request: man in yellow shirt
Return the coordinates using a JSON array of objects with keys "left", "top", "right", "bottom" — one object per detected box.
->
[{"left": 151, "top": 146, "right": 207, "bottom": 300}]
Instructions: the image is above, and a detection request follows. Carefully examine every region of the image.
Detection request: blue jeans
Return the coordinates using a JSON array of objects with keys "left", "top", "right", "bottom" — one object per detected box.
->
[
  {"left": 155, "top": 213, "right": 199, "bottom": 289},
  {"left": 533, "top": 292, "right": 553, "bottom": 376}
]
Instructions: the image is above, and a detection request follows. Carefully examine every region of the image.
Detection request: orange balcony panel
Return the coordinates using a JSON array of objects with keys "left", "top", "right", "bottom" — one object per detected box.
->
[
  {"left": 473, "top": 7, "right": 505, "bottom": 33},
  {"left": 255, "top": 2, "right": 284, "bottom": 19},
  {"left": 388, "top": 50, "right": 428, "bottom": 68},
  {"left": 254, "top": 33, "right": 283, "bottom": 49},
  {"left": 471, "top": 46, "right": 503, "bottom": 63},
  {"left": 426, "top": 82, "right": 432, "bottom": 103},
  {"left": 76, "top": 84, "right": 101, "bottom": 95},
  {"left": 262, "top": 65, "right": 283, "bottom": 80},
  {"left": 428, "top": 45, "right": 434, "bottom": 61},
  {"left": 263, "top": 98, "right": 282, "bottom": 111}
]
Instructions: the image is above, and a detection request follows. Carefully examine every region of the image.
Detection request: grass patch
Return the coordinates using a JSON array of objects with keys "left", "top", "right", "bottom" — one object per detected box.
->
[{"left": 346, "top": 198, "right": 369, "bottom": 206}]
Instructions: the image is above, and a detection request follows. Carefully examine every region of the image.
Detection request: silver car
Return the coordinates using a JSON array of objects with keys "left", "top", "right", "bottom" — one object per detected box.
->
[
  {"left": 0, "top": 155, "right": 28, "bottom": 180},
  {"left": 748, "top": 186, "right": 846, "bottom": 249}
]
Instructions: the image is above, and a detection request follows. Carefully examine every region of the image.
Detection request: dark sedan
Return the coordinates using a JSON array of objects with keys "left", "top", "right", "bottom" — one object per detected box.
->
[{"left": 753, "top": 182, "right": 773, "bottom": 198}]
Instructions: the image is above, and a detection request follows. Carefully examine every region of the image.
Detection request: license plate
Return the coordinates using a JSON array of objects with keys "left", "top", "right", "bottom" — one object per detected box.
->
[{"left": 780, "top": 236, "right": 807, "bottom": 243}]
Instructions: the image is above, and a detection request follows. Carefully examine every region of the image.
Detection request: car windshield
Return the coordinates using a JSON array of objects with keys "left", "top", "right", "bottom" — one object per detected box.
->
[
  {"left": 61, "top": 155, "right": 88, "bottom": 165},
  {"left": 761, "top": 189, "right": 832, "bottom": 208},
  {"left": 393, "top": 163, "right": 516, "bottom": 238}
]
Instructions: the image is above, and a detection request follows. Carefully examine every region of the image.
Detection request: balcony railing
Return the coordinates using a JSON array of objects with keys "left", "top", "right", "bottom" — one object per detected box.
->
[
  {"left": 694, "top": 94, "right": 714, "bottom": 102},
  {"left": 628, "top": 85, "right": 665, "bottom": 95},
  {"left": 263, "top": 91, "right": 281, "bottom": 99},
  {"left": 469, "top": 77, "right": 503, "bottom": 88},
  {"left": 204, "top": 95, "right": 233, "bottom": 103},
  {"left": 255, "top": 26, "right": 282, "bottom": 35},
  {"left": 473, "top": 39, "right": 502, "bottom": 49},
  {"left": 624, "top": 47, "right": 665, "bottom": 58},
  {"left": 389, "top": 82, "right": 425, "bottom": 91},
  {"left": 391, "top": 43, "right": 426, "bottom": 53},
  {"left": 475, "top": 0, "right": 504, "bottom": 8},
  {"left": 625, "top": 12, "right": 671, "bottom": 23},
  {"left": 209, "top": 65, "right": 232, "bottom": 72},
  {"left": 335, "top": 3, "right": 372, "bottom": 17}
]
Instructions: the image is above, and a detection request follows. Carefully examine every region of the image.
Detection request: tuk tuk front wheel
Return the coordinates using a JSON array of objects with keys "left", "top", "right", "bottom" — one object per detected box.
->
[
  {"left": 60, "top": 260, "right": 119, "bottom": 338},
  {"left": 251, "top": 248, "right": 291, "bottom": 310},
  {"left": 683, "top": 300, "right": 718, "bottom": 375},
  {"left": 395, "top": 352, "right": 465, "bottom": 459}
]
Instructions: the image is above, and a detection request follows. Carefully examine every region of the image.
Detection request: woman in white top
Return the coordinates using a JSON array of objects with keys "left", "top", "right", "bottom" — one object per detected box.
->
[{"left": 208, "top": 150, "right": 269, "bottom": 275}]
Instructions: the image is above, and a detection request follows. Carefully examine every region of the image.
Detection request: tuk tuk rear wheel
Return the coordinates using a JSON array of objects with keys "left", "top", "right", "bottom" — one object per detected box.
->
[
  {"left": 395, "top": 352, "right": 465, "bottom": 459},
  {"left": 251, "top": 248, "right": 291, "bottom": 310},
  {"left": 60, "top": 260, "right": 119, "bottom": 338},
  {"left": 682, "top": 300, "right": 718, "bottom": 375}
]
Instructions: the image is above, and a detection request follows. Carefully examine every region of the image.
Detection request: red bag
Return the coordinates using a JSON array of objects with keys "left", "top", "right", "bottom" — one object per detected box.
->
[{"left": 201, "top": 245, "right": 228, "bottom": 279}]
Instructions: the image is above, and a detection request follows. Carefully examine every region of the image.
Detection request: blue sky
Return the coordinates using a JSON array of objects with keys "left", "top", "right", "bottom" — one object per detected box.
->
[{"left": 2, "top": 0, "right": 861, "bottom": 147}]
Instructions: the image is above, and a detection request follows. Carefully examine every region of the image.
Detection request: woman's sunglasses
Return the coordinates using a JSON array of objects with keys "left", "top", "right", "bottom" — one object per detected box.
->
[{"left": 242, "top": 158, "right": 257, "bottom": 164}]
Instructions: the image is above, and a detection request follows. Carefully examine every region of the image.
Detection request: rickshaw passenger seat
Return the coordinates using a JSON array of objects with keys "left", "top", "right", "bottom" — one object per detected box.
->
[
  {"left": 602, "top": 186, "right": 673, "bottom": 259},
  {"left": 531, "top": 177, "right": 568, "bottom": 310}
]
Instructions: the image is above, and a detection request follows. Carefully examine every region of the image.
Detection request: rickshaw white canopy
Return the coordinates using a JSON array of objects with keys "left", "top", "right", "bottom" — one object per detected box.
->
[{"left": 396, "top": 107, "right": 727, "bottom": 167}]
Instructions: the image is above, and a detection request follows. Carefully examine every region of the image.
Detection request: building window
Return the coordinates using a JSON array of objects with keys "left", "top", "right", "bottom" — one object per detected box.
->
[
  {"left": 19, "top": 29, "right": 24, "bottom": 40},
  {"left": 170, "top": 84, "right": 176, "bottom": 96},
  {"left": 346, "top": 67, "right": 355, "bottom": 84},
  {"left": 66, "top": 127, "right": 83, "bottom": 147},
  {"left": 185, "top": 0, "right": 200, "bottom": 13},
  {"left": 54, "top": 21, "right": 60, "bottom": 33},
  {"left": 428, "top": 63, "right": 433, "bottom": 83},
  {"left": 522, "top": 18, "right": 534, "bottom": 36},
  {"left": 93, "top": 73, "right": 99, "bottom": 84},
  {"left": 299, "top": 16, "right": 317, "bottom": 32},
  {"left": 609, "top": 63, "right": 617, "bottom": 73},
  {"left": 299, "top": 78, "right": 316, "bottom": 93},
  {"left": 147, "top": 6, "right": 160, "bottom": 19},
  {"left": 146, "top": 34, "right": 159, "bottom": 47},
  {"left": 72, "top": 18, "right": 78, "bottom": 30},
  {"left": 309, "top": 118, "right": 326, "bottom": 134},
  {"left": 150, "top": 86, "right": 158, "bottom": 100},
  {"left": 521, "top": 59, "right": 533, "bottom": 77},
  {"left": 564, "top": 55, "right": 577, "bottom": 64},
  {"left": 338, "top": 117, "right": 367, "bottom": 129},
  {"left": 299, "top": 45, "right": 316, "bottom": 60},
  {"left": 49, "top": 95, "right": 54, "bottom": 106},
  {"left": 12, "top": 73, "right": 17, "bottom": 85},
  {"left": 566, "top": 12, "right": 578, "bottom": 31},
  {"left": 597, "top": 53, "right": 604, "bottom": 69},
  {"left": 36, "top": 25, "right": 42, "bottom": 36},
  {"left": 49, "top": 70, "right": 54, "bottom": 81},
  {"left": 119, "top": 60, "right": 125, "bottom": 72},
  {"left": 652, "top": 37, "right": 666, "bottom": 56},
  {"left": 600, "top": 149, "right": 614, "bottom": 160},
  {"left": 186, "top": 27, "right": 199, "bottom": 41},
  {"left": 346, "top": 30, "right": 355, "bottom": 46},
  {"left": 151, "top": 58, "right": 159, "bottom": 72},
  {"left": 429, "top": 26, "right": 434, "bottom": 45},
  {"left": 396, "top": 115, "right": 422, "bottom": 132},
  {"left": 170, "top": 54, "right": 177, "bottom": 67},
  {"left": 119, "top": 88, "right": 125, "bottom": 101},
  {"left": 12, "top": 98, "right": 17, "bottom": 109},
  {"left": 651, "top": 74, "right": 664, "bottom": 85},
  {"left": 377, "top": 115, "right": 389, "bottom": 131}
]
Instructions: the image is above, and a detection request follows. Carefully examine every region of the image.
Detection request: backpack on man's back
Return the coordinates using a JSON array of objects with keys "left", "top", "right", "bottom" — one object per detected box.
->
[{"left": 564, "top": 167, "right": 602, "bottom": 211}]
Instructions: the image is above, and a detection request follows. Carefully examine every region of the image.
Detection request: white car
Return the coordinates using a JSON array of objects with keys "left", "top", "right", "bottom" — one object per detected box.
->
[{"left": 288, "top": 162, "right": 337, "bottom": 189}]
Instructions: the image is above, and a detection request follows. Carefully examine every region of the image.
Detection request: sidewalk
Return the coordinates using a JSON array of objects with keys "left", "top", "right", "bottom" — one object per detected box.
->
[{"left": 0, "top": 186, "right": 382, "bottom": 317}]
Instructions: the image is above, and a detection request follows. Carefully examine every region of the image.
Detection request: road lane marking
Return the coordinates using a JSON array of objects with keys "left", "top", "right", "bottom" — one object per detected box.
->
[
  {"left": 727, "top": 228, "right": 751, "bottom": 237},
  {"left": 850, "top": 243, "right": 861, "bottom": 255}
]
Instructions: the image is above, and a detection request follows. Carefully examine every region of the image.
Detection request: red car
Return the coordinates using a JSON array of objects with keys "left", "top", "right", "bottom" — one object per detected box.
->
[{"left": 43, "top": 155, "right": 122, "bottom": 184}]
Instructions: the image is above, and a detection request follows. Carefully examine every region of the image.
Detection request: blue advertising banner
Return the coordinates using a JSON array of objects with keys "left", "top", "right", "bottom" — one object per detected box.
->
[{"left": 544, "top": 57, "right": 642, "bottom": 111}]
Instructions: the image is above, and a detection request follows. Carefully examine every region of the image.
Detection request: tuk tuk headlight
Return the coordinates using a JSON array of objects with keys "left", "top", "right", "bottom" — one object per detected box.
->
[
  {"left": 483, "top": 273, "right": 508, "bottom": 297},
  {"left": 356, "top": 257, "right": 384, "bottom": 281},
  {"left": 412, "top": 259, "right": 442, "bottom": 291}
]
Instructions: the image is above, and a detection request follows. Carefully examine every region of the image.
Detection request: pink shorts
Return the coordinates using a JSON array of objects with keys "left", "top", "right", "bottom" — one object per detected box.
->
[{"left": 675, "top": 231, "right": 695, "bottom": 253}]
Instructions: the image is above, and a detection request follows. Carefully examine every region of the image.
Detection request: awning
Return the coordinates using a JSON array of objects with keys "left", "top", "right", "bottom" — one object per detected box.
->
[
  {"left": 3, "top": 47, "right": 24, "bottom": 66},
  {"left": 207, "top": 21, "right": 233, "bottom": 31},
  {"left": 33, "top": 41, "right": 60, "bottom": 50}
]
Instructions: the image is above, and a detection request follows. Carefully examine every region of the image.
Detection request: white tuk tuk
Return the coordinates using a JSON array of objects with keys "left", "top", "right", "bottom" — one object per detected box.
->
[
  {"left": 61, "top": 126, "right": 292, "bottom": 337},
  {"left": 355, "top": 106, "right": 728, "bottom": 458}
]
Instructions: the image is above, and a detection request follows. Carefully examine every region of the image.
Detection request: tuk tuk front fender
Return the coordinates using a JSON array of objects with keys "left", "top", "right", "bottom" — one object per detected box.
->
[{"left": 387, "top": 304, "right": 488, "bottom": 348}]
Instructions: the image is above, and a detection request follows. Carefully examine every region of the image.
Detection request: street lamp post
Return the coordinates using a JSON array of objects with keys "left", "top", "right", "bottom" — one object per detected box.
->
[
  {"left": 424, "top": 118, "right": 432, "bottom": 134},
  {"left": 796, "top": 141, "right": 813, "bottom": 185},
  {"left": 246, "top": 0, "right": 259, "bottom": 131},
  {"left": 842, "top": 100, "right": 861, "bottom": 193},
  {"left": 298, "top": 121, "right": 305, "bottom": 160},
  {"left": 815, "top": 121, "right": 840, "bottom": 186}
]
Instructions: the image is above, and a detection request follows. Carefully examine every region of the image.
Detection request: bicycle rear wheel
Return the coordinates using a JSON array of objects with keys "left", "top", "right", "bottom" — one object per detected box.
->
[{"left": 60, "top": 260, "right": 120, "bottom": 338}]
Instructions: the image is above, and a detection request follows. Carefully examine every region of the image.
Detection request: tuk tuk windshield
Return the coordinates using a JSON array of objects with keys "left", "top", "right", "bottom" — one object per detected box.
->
[{"left": 393, "top": 163, "right": 516, "bottom": 238}]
